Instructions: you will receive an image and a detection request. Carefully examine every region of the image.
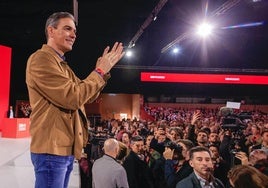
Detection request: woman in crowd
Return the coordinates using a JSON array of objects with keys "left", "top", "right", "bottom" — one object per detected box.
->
[{"left": 228, "top": 164, "right": 268, "bottom": 188}]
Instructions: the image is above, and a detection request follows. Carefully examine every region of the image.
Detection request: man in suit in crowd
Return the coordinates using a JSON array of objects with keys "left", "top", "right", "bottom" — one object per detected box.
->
[
  {"left": 176, "top": 146, "right": 225, "bottom": 188},
  {"left": 123, "top": 135, "right": 154, "bottom": 188},
  {"left": 92, "top": 138, "right": 129, "bottom": 188}
]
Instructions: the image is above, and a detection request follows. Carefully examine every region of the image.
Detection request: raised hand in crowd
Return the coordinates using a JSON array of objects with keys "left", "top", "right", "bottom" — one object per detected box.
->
[
  {"left": 163, "top": 147, "right": 174, "bottom": 160},
  {"left": 191, "top": 110, "right": 202, "bottom": 125},
  {"left": 234, "top": 151, "right": 249, "bottom": 165}
]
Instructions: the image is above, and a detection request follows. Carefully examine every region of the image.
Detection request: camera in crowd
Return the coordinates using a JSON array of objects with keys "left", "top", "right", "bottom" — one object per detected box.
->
[
  {"left": 221, "top": 117, "right": 246, "bottom": 132},
  {"left": 219, "top": 107, "right": 249, "bottom": 134},
  {"left": 230, "top": 148, "right": 241, "bottom": 155},
  {"left": 164, "top": 141, "right": 183, "bottom": 160},
  {"left": 89, "top": 128, "right": 113, "bottom": 146},
  {"left": 219, "top": 107, "right": 250, "bottom": 162}
]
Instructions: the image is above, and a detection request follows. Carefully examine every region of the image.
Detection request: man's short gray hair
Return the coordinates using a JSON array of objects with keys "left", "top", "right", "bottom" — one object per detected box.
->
[{"left": 45, "top": 12, "right": 75, "bottom": 40}]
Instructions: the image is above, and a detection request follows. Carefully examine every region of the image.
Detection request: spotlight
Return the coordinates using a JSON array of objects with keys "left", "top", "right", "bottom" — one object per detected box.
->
[
  {"left": 196, "top": 22, "right": 213, "bottom": 38},
  {"left": 172, "top": 47, "right": 180, "bottom": 54},
  {"left": 125, "top": 50, "right": 133, "bottom": 57}
]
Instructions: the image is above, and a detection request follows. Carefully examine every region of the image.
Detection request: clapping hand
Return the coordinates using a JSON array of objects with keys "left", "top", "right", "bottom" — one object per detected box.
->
[{"left": 96, "top": 42, "right": 125, "bottom": 74}]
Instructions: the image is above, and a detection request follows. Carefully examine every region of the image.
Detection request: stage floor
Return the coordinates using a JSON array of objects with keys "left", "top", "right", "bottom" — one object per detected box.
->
[{"left": 0, "top": 133, "right": 80, "bottom": 188}]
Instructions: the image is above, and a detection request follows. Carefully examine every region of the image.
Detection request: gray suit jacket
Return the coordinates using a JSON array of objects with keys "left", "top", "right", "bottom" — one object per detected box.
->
[{"left": 92, "top": 154, "right": 129, "bottom": 188}]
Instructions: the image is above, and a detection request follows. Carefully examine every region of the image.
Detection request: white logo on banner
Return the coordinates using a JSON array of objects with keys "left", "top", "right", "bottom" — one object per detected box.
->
[{"left": 18, "top": 123, "right": 26, "bottom": 131}]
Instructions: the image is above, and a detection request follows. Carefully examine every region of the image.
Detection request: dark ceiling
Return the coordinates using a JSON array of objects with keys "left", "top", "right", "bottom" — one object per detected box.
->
[{"left": 1, "top": 0, "right": 268, "bottom": 104}]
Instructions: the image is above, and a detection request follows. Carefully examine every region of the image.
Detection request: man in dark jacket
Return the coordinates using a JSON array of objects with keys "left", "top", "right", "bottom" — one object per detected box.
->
[
  {"left": 176, "top": 146, "right": 225, "bottom": 188},
  {"left": 123, "top": 135, "right": 154, "bottom": 188},
  {"left": 164, "top": 139, "right": 194, "bottom": 188}
]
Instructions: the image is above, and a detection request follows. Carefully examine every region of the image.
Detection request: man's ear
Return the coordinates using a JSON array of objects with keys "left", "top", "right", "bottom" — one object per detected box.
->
[
  {"left": 47, "top": 26, "right": 54, "bottom": 38},
  {"left": 189, "top": 159, "right": 194, "bottom": 167},
  {"left": 115, "top": 147, "right": 119, "bottom": 156}
]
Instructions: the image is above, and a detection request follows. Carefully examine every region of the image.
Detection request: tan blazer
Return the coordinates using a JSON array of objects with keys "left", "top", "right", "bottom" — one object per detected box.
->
[{"left": 26, "top": 44, "right": 108, "bottom": 159}]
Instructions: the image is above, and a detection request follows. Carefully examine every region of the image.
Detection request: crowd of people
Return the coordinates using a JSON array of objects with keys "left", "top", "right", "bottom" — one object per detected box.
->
[{"left": 80, "top": 106, "right": 268, "bottom": 188}]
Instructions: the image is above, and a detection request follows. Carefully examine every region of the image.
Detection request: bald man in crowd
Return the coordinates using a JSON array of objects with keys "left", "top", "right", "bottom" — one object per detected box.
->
[{"left": 92, "top": 138, "right": 129, "bottom": 188}]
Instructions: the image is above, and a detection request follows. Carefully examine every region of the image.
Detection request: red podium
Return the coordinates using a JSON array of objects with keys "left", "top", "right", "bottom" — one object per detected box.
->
[{"left": 2, "top": 118, "right": 30, "bottom": 138}]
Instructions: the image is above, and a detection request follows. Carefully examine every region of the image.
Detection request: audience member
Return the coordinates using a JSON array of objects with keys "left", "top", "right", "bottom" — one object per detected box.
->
[
  {"left": 110, "top": 119, "right": 120, "bottom": 137},
  {"left": 195, "top": 129, "right": 210, "bottom": 147},
  {"left": 209, "top": 144, "right": 230, "bottom": 187},
  {"left": 234, "top": 149, "right": 267, "bottom": 166},
  {"left": 117, "top": 141, "right": 129, "bottom": 164},
  {"left": 233, "top": 149, "right": 268, "bottom": 175},
  {"left": 219, "top": 129, "right": 248, "bottom": 168},
  {"left": 228, "top": 164, "right": 268, "bottom": 188},
  {"left": 92, "top": 138, "right": 129, "bottom": 188},
  {"left": 144, "top": 134, "right": 161, "bottom": 168},
  {"left": 254, "top": 158, "right": 268, "bottom": 175},
  {"left": 246, "top": 124, "right": 262, "bottom": 148},
  {"left": 176, "top": 146, "right": 225, "bottom": 188},
  {"left": 208, "top": 131, "right": 220, "bottom": 147},
  {"left": 150, "top": 125, "right": 170, "bottom": 154},
  {"left": 123, "top": 135, "right": 154, "bottom": 188},
  {"left": 167, "top": 127, "right": 183, "bottom": 142},
  {"left": 121, "top": 132, "right": 131, "bottom": 148},
  {"left": 251, "top": 128, "right": 268, "bottom": 154},
  {"left": 164, "top": 139, "right": 194, "bottom": 188}
]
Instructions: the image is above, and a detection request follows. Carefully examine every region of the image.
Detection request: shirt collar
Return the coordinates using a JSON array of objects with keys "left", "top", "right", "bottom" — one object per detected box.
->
[
  {"left": 54, "top": 50, "right": 66, "bottom": 61},
  {"left": 104, "top": 154, "right": 118, "bottom": 162},
  {"left": 42, "top": 44, "right": 66, "bottom": 61},
  {"left": 194, "top": 171, "right": 214, "bottom": 188}
]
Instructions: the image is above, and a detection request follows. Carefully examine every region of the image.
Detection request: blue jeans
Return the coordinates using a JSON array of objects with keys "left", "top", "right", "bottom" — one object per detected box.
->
[{"left": 31, "top": 153, "right": 74, "bottom": 188}]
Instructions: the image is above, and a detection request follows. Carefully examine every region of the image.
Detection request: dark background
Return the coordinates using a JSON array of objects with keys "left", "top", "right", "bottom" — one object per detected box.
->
[{"left": 1, "top": 0, "right": 268, "bottom": 105}]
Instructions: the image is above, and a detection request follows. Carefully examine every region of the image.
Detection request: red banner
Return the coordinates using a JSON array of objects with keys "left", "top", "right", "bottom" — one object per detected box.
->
[{"left": 141, "top": 72, "right": 268, "bottom": 85}]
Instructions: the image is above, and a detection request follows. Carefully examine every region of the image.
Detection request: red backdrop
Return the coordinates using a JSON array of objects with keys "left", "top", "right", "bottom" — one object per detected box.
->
[{"left": 0, "top": 45, "right": 12, "bottom": 131}]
